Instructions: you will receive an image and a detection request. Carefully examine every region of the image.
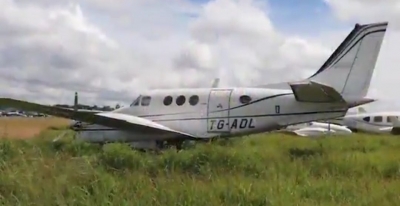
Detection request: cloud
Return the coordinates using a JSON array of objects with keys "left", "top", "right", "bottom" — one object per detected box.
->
[
  {"left": 0, "top": 0, "right": 342, "bottom": 107},
  {"left": 326, "top": 0, "right": 400, "bottom": 28}
]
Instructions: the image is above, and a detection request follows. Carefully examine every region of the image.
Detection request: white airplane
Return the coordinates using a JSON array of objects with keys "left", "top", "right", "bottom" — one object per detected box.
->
[
  {"left": 284, "top": 121, "right": 352, "bottom": 137},
  {"left": 0, "top": 22, "right": 389, "bottom": 150},
  {"left": 4, "top": 111, "right": 27, "bottom": 117},
  {"left": 330, "top": 107, "right": 400, "bottom": 134}
]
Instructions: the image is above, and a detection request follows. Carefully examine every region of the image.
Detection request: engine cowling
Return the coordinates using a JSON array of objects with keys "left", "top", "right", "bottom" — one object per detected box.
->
[{"left": 391, "top": 127, "right": 400, "bottom": 135}]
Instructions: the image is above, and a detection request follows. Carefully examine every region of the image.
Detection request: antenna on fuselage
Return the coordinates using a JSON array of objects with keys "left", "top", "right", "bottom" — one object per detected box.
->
[
  {"left": 74, "top": 92, "right": 78, "bottom": 112},
  {"left": 211, "top": 78, "right": 220, "bottom": 88}
]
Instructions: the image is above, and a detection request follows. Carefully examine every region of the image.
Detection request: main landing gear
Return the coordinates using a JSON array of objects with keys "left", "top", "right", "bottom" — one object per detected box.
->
[{"left": 155, "top": 140, "right": 185, "bottom": 151}]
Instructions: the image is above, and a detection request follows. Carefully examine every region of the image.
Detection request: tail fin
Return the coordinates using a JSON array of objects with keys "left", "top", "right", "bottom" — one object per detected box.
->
[
  {"left": 358, "top": 107, "right": 367, "bottom": 113},
  {"left": 308, "top": 22, "right": 388, "bottom": 100}
]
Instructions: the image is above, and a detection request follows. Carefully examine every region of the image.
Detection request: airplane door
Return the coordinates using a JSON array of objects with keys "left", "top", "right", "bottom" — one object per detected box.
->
[{"left": 207, "top": 89, "right": 232, "bottom": 133}]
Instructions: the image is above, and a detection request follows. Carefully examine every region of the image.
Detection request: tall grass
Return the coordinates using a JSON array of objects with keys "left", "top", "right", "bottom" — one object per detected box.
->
[{"left": 1, "top": 130, "right": 400, "bottom": 205}]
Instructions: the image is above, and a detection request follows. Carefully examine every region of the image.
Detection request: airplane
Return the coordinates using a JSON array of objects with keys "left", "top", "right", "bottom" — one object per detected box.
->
[
  {"left": 329, "top": 107, "right": 400, "bottom": 135},
  {"left": 283, "top": 121, "right": 352, "bottom": 137},
  {"left": 0, "top": 22, "right": 389, "bottom": 151},
  {"left": 3, "top": 110, "right": 27, "bottom": 117}
]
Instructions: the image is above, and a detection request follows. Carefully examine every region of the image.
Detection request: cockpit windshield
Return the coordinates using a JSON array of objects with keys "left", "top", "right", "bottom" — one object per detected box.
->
[{"left": 130, "top": 95, "right": 141, "bottom": 107}]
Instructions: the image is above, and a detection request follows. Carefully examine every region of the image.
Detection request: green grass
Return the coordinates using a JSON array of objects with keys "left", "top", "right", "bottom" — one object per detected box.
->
[{"left": 1, "top": 130, "right": 400, "bottom": 205}]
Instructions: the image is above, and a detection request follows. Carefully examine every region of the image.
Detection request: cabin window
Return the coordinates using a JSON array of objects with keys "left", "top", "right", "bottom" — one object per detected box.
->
[
  {"left": 363, "top": 116, "right": 370, "bottom": 122},
  {"left": 176, "top": 95, "right": 186, "bottom": 106},
  {"left": 239, "top": 95, "right": 252, "bottom": 104},
  {"left": 373, "top": 116, "right": 382, "bottom": 122},
  {"left": 141, "top": 96, "right": 151, "bottom": 106},
  {"left": 163, "top": 96, "right": 173, "bottom": 106},
  {"left": 130, "top": 95, "right": 141, "bottom": 106},
  {"left": 189, "top": 95, "right": 199, "bottom": 106},
  {"left": 387, "top": 116, "right": 398, "bottom": 122}
]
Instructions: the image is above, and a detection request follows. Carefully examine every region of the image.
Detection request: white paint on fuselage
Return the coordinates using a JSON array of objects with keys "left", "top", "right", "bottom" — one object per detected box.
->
[{"left": 76, "top": 87, "right": 349, "bottom": 143}]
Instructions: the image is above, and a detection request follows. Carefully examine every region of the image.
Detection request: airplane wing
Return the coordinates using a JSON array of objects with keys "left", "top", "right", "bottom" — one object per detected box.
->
[
  {"left": 289, "top": 80, "right": 345, "bottom": 103},
  {"left": 0, "top": 98, "right": 195, "bottom": 138}
]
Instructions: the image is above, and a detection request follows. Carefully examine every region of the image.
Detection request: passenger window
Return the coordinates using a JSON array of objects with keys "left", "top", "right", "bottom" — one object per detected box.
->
[
  {"left": 239, "top": 95, "right": 252, "bottom": 104},
  {"left": 373, "top": 116, "right": 382, "bottom": 122},
  {"left": 176, "top": 95, "right": 186, "bottom": 106},
  {"left": 141, "top": 96, "right": 151, "bottom": 106},
  {"left": 387, "top": 116, "right": 398, "bottom": 122},
  {"left": 163, "top": 96, "right": 173, "bottom": 106},
  {"left": 189, "top": 95, "right": 199, "bottom": 106},
  {"left": 362, "top": 116, "right": 370, "bottom": 122}
]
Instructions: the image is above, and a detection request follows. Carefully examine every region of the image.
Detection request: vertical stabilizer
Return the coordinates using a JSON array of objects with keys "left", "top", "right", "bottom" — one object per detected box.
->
[
  {"left": 358, "top": 107, "right": 367, "bottom": 113},
  {"left": 309, "top": 22, "right": 388, "bottom": 100}
]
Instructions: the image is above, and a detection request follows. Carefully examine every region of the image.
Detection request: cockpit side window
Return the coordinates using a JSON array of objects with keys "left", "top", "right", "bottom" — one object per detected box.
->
[
  {"left": 141, "top": 96, "right": 151, "bottom": 106},
  {"left": 130, "top": 95, "right": 141, "bottom": 107},
  {"left": 362, "top": 116, "right": 370, "bottom": 122}
]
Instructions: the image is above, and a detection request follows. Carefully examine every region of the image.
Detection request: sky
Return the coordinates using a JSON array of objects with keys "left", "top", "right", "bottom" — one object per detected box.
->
[{"left": 0, "top": 0, "right": 399, "bottom": 112}]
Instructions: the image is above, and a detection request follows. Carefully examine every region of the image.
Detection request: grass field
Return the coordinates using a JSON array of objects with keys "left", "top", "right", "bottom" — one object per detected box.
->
[
  {"left": 0, "top": 117, "right": 70, "bottom": 138},
  {"left": 0, "top": 118, "right": 400, "bottom": 205}
]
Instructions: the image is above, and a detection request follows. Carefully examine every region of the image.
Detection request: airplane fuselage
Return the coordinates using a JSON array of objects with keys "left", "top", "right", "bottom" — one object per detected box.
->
[
  {"left": 333, "top": 112, "right": 400, "bottom": 134},
  {"left": 74, "top": 87, "right": 349, "bottom": 143}
]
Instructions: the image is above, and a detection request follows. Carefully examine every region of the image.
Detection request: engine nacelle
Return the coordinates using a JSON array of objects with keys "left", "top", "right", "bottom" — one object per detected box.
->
[{"left": 391, "top": 127, "right": 400, "bottom": 135}]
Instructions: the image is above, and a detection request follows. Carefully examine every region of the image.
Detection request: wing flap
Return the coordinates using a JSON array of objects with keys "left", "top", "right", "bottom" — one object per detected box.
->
[
  {"left": 289, "top": 81, "right": 345, "bottom": 103},
  {"left": 0, "top": 98, "right": 194, "bottom": 138}
]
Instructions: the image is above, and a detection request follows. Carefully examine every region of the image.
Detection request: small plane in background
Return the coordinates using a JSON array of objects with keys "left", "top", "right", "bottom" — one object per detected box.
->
[
  {"left": 283, "top": 121, "right": 352, "bottom": 137},
  {"left": 0, "top": 22, "right": 388, "bottom": 151},
  {"left": 329, "top": 107, "right": 400, "bottom": 135},
  {"left": 2, "top": 111, "right": 27, "bottom": 117}
]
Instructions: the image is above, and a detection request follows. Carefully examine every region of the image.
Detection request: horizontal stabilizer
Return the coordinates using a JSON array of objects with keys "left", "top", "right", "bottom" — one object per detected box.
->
[{"left": 289, "top": 81, "right": 345, "bottom": 103}]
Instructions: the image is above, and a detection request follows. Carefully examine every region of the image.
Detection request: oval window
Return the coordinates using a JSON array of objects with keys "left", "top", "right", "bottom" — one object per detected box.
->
[
  {"left": 239, "top": 95, "right": 252, "bottom": 104},
  {"left": 176, "top": 95, "right": 186, "bottom": 106},
  {"left": 163, "top": 96, "right": 173, "bottom": 106},
  {"left": 189, "top": 95, "right": 199, "bottom": 106}
]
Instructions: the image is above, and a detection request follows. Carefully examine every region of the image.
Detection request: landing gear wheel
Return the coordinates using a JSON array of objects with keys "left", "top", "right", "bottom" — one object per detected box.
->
[
  {"left": 166, "top": 140, "right": 184, "bottom": 151},
  {"left": 175, "top": 141, "right": 183, "bottom": 151}
]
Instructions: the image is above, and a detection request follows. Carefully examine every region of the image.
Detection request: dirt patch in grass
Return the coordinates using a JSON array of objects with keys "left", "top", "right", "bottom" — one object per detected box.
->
[{"left": 0, "top": 117, "right": 71, "bottom": 139}]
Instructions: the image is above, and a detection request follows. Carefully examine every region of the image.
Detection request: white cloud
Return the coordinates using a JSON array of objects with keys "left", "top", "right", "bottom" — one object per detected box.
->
[
  {"left": 326, "top": 0, "right": 400, "bottom": 27},
  {"left": 1, "top": 0, "right": 343, "bottom": 107}
]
